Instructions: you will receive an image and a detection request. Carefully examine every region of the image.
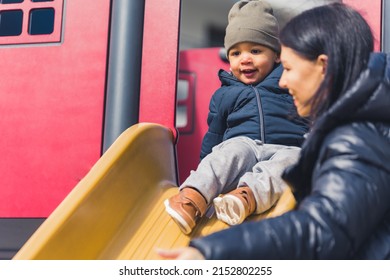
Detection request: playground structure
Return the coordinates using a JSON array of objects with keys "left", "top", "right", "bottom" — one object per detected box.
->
[
  {"left": 13, "top": 123, "right": 296, "bottom": 259},
  {"left": 0, "top": 0, "right": 385, "bottom": 259}
]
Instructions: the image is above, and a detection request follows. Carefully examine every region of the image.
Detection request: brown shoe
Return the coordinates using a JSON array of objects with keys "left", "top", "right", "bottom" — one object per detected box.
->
[
  {"left": 213, "top": 186, "right": 256, "bottom": 225},
  {"left": 164, "top": 187, "right": 207, "bottom": 234}
]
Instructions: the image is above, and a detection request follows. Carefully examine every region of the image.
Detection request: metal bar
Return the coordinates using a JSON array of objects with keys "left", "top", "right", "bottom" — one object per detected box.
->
[
  {"left": 383, "top": 0, "right": 389, "bottom": 52},
  {"left": 103, "top": 0, "right": 145, "bottom": 152}
]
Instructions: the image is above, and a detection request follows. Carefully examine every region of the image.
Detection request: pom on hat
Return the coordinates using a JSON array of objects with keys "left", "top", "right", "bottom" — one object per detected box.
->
[{"left": 224, "top": 0, "right": 280, "bottom": 54}]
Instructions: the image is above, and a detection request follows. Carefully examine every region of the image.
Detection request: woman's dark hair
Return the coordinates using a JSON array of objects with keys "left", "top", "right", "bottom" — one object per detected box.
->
[{"left": 279, "top": 3, "right": 374, "bottom": 121}]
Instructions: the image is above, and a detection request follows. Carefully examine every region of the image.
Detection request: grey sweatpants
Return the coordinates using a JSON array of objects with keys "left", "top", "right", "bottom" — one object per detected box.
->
[{"left": 180, "top": 136, "right": 300, "bottom": 214}]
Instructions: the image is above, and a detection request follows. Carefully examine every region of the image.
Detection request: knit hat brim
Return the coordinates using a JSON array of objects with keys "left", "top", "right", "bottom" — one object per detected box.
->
[{"left": 224, "top": 0, "right": 280, "bottom": 54}]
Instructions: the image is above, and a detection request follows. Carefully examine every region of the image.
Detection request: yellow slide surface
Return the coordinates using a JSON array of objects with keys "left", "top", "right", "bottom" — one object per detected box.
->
[{"left": 13, "top": 123, "right": 295, "bottom": 260}]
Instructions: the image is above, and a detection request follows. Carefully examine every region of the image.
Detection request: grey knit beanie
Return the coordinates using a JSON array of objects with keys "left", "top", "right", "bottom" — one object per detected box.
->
[{"left": 224, "top": 0, "right": 280, "bottom": 54}]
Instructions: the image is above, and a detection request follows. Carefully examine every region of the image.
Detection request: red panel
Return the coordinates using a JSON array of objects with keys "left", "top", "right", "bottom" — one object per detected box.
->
[
  {"left": 176, "top": 48, "right": 229, "bottom": 183},
  {"left": 343, "top": 0, "right": 382, "bottom": 51},
  {"left": 139, "top": 0, "right": 181, "bottom": 140},
  {"left": 0, "top": 0, "right": 110, "bottom": 217}
]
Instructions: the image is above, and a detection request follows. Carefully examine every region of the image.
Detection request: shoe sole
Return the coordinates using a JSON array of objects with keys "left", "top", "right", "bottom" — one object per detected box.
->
[
  {"left": 164, "top": 199, "right": 192, "bottom": 234},
  {"left": 213, "top": 195, "right": 245, "bottom": 225}
]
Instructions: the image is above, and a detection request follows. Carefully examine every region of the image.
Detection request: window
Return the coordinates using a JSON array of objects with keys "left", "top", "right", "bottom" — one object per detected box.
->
[
  {"left": 176, "top": 72, "right": 196, "bottom": 133},
  {"left": 29, "top": 8, "right": 55, "bottom": 35},
  {"left": 0, "top": 10, "right": 23, "bottom": 36},
  {"left": 176, "top": 79, "right": 190, "bottom": 128},
  {"left": 0, "top": 0, "right": 24, "bottom": 4},
  {"left": 0, "top": 0, "right": 64, "bottom": 45}
]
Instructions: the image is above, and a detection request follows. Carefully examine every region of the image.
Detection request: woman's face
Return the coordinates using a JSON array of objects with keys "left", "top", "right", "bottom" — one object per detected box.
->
[{"left": 279, "top": 46, "right": 327, "bottom": 117}]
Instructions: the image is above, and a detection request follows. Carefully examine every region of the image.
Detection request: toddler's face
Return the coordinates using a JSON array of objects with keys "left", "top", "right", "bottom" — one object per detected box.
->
[{"left": 228, "top": 42, "right": 279, "bottom": 85}]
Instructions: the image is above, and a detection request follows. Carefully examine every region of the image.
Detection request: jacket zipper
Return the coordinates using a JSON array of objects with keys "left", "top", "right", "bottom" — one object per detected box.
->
[{"left": 252, "top": 86, "right": 265, "bottom": 143}]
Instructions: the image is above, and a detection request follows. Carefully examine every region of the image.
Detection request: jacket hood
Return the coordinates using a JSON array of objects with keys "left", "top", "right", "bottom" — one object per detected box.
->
[
  {"left": 321, "top": 52, "right": 390, "bottom": 130},
  {"left": 354, "top": 53, "right": 390, "bottom": 122}
]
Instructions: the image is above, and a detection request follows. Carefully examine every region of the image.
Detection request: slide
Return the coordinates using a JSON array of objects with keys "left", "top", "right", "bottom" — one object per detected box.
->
[{"left": 13, "top": 123, "right": 295, "bottom": 260}]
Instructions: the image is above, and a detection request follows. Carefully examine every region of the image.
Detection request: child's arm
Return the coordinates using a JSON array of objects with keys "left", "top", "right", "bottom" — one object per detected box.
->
[{"left": 199, "top": 91, "right": 228, "bottom": 160}]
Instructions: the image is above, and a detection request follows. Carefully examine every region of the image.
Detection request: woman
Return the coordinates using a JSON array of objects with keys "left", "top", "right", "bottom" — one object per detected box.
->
[{"left": 158, "top": 3, "right": 390, "bottom": 259}]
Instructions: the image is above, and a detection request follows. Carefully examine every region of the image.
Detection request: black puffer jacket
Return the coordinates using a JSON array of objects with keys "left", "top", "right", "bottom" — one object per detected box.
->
[
  {"left": 200, "top": 64, "right": 309, "bottom": 159},
  {"left": 190, "top": 52, "right": 390, "bottom": 259}
]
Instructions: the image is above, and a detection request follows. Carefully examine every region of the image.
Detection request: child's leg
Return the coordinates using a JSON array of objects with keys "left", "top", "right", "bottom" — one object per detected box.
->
[
  {"left": 214, "top": 145, "right": 300, "bottom": 225},
  {"left": 239, "top": 145, "right": 300, "bottom": 214},
  {"left": 180, "top": 136, "right": 261, "bottom": 203},
  {"left": 165, "top": 136, "right": 261, "bottom": 233}
]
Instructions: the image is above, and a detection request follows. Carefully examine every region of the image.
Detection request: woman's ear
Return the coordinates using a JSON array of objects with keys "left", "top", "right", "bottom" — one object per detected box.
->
[{"left": 318, "top": 54, "right": 328, "bottom": 74}]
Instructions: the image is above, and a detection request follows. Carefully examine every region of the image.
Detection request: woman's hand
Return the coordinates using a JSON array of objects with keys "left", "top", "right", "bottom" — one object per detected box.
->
[{"left": 156, "top": 247, "right": 205, "bottom": 260}]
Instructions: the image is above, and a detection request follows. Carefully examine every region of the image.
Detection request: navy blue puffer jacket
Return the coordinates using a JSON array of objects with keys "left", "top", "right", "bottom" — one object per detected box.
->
[
  {"left": 190, "top": 52, "right": 390, "bottom": 259},
  {"left": 200, "top": 64, "right": 309, "bottom": 159}
]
